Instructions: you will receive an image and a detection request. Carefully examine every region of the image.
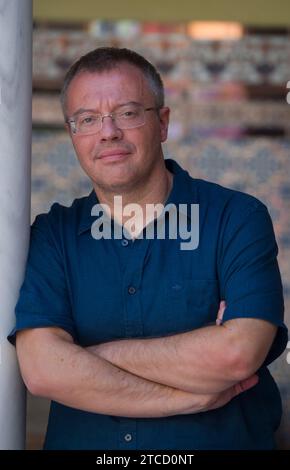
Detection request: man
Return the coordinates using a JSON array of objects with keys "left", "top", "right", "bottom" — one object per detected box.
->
[{"left": 9, "top": 47, "right": 287, "bottom": 450}]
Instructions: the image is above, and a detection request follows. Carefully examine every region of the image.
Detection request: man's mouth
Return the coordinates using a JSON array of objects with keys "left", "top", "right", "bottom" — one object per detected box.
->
[{"left": 98, "top": 149, "right": 131, "bottom": 161}]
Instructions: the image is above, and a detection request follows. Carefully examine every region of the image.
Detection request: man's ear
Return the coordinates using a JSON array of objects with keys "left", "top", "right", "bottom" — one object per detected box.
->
[
  {"left": 159, "top": 107, "right": 170, "bottom": 143},
  {"left": 65, "top": 122, "right": 73, "bottom": 137}
]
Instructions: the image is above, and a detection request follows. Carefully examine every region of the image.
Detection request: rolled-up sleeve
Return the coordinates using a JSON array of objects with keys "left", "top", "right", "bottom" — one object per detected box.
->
[
  {"left": 8, "top": 213, "right": 77, "bottom": 345},
  {"left": 219, "top": 201, "right": 288, "bottom": 364}
]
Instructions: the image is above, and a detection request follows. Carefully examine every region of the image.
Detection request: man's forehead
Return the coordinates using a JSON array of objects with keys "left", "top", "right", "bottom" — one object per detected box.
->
[
  {"left": 66, "top": 64, "right": 152, "bottom": 107},
  {"left": 72, "top": 64, "right": 147, "bottom": 93}
]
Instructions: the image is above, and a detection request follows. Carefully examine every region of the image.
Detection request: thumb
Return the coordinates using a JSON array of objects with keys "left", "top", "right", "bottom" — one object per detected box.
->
[{"left": 216, "top": 300, "right": 226, "bottom": 325}]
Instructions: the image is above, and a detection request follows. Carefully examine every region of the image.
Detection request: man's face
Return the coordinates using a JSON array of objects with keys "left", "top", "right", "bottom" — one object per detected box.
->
[{"left": 65, "top": 63, "right": 170, "bottom": 194}]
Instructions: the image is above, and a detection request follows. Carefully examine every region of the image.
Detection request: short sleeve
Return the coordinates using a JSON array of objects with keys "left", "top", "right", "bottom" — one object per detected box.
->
[
  {"left": 7, "top": 213, "right": 77, "bottom": 345},
  {"left": 219, "top": 201, "right": 288, "bottom": 364}
]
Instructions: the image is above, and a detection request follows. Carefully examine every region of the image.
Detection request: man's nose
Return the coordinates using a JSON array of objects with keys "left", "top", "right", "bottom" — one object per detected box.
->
[{"left": 99, "top": 115, "right": 122, "bottom": 141}]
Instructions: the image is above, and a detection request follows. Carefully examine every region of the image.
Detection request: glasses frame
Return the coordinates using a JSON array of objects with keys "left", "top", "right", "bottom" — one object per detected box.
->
[{"left": 67, "top": 104, "right": 160, "bottom": 136}]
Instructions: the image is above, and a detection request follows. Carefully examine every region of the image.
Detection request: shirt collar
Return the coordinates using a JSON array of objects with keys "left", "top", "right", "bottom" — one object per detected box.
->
[
  {"left": 78, "top": 189, "right": 99, "bottom": 235},
  {"left": 164, "top": 159, "right": 197, "bottom": 213},
  {"left": 77, "top": 158, "right": 196, "bottom": 235}
]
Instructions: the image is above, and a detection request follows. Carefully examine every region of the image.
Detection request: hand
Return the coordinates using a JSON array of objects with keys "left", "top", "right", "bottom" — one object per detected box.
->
[
  {"left": 204, "top": 374, "right": 259, "bottom": 411},
  {"left": 179, "top": 373, "right": 259, "bottom": 415},
  {"left": 216, "top": 300, "right": 226, "bottom": 326}
]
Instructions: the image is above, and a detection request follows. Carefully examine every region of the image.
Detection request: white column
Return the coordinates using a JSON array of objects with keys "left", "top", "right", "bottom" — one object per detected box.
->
[{"left": 0, "top": 0, "right": 32, "bottom": 450}]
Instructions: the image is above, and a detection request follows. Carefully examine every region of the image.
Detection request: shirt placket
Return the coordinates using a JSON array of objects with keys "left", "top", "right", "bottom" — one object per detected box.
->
[{"left": 117, "top": 236, "right": 151, "bottom": 449}]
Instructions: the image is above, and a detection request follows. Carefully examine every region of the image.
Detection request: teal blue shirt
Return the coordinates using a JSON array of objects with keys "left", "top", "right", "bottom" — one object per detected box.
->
[{"left": 9, "top": 159, "right": 287, "bottom": 450}]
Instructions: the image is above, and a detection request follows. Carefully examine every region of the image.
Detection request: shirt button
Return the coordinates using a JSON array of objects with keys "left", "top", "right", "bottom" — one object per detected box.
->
[
  {"left": 121, "top": 239, "right": 129, "bottom": 247},
  {"left": 124, "top": 433, "right": 132, "bottom": 442},
  {"left": 128, "top": 286, "right": 136, "bottom": 295}
]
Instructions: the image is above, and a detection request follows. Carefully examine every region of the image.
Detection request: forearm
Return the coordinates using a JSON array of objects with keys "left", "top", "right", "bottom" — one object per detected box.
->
[
  {"left": 88, "top": 326, "right": 236, "bottom": 394},
  {"left": 17, "top": 328, "right": 219, "bottom": 418},
  {"left": 89, "top": 320, "right": 263, "bottom": 395},
  {"left": 44, "top": 341, "right": 175, "bottom": 418}
]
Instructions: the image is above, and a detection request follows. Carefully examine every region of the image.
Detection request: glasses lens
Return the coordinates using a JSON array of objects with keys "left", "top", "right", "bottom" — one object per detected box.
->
[
  {"left": 76, "top": 114, "right": 102, "bottom": 134},
  {"left": 115, "top": 104, "right": 145, "bottom": 129}
]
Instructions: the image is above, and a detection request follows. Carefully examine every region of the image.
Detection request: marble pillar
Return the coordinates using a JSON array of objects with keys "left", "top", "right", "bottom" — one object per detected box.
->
[{"left": 0, "top": 0, "right": 32, "bottom": 449}]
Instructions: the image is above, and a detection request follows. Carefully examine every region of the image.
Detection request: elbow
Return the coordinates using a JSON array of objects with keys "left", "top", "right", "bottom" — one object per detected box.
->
[
  {"left": 15, "top": 327, "right": 73, "bottom": 398},
  {"left": 225, "top": 344, "right": 261, "bottom": 382},
  {"left": 24, "top": 373, "right": 49, "bottom": 397},
  {"left": 19, "top": 363, "right": 51, "bottom": 397},
  {"left": 221, "top": 320, "right": 277, "bottom": 382},
  {"left": 16, "top": 350, "right": 51, "bottom": 398},
  {"left": 229, "top": 356, "right": 257, "bottom": 382}
]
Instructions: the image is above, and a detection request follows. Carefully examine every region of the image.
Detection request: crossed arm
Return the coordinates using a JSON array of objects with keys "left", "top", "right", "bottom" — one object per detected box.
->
[
  {"left": 88, "top": 307, "right": 277, "bottom": 394},
  {"left": 16, "top": 302, "right": 275, "bottom": 418}
]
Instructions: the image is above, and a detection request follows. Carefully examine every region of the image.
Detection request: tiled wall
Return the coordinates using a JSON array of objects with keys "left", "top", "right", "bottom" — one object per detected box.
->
[{"left": 33, "top": 22, "right": 290, "bottom": 85}]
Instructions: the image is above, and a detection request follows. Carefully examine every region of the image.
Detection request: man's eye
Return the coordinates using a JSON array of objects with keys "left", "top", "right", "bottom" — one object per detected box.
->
[
  {"left": 120, "top": 110, "right": 138, "bottom": 118},
  {"left": 80, "top": 116, "right": 97, "bottom": 125}
]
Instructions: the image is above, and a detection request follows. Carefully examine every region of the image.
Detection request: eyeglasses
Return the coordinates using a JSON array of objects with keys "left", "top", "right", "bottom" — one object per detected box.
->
[{"left": 67, "top": 103, "right": 160, "bottom": 136}]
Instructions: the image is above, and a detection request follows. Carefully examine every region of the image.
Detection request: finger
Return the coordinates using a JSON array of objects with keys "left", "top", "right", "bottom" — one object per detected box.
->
[
  {"left": 233, "top": 374, "right": 259, "bottom": 395},
  {"left": 216, "top": 300, "right": 226, "bottom": 325},
  {"left": 209, "top": 374, "right": 259, "bottom": 410},
  {"left": 207, "top": 374, "right": 259, "bottom": 411},
  {"left": 207, "top": 388, "right": 236, "bottom": 410}
]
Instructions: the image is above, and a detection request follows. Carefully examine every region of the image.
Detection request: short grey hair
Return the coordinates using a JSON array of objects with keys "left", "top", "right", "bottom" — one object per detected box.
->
[{"left": 60, "top": 47, "right": 165, "bottom": 119}]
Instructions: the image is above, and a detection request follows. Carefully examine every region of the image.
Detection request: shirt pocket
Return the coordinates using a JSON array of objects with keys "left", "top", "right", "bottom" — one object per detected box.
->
[{"left": 165, "top": 279, "right": 220, "bottom": 334}]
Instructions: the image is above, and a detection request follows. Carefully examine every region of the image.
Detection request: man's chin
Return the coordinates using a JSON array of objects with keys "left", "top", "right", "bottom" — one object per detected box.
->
[{"left": 93, "top": 176, "right": 138, "bottom": 194}]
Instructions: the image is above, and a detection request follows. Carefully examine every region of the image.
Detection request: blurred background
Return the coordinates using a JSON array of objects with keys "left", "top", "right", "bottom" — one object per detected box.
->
[{"left": 29, "top": 0, "right": 290, "bottom": 449}]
